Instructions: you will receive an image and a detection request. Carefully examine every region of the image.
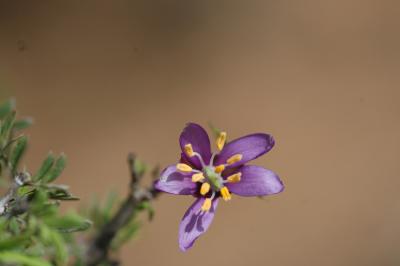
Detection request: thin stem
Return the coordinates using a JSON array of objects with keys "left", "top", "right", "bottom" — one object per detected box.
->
[{"left": 85, "top": 153, "right": 160, "bottom": 266}]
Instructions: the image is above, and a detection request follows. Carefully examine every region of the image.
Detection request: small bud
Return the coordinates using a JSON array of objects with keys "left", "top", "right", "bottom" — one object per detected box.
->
[{"left": 15, "top": 172, "right": 31, "bottom": 186}]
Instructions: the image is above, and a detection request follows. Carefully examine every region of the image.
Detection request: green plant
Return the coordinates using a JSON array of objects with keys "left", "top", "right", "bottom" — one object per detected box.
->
[{"left": 0, "top": 99, "right": 159, "bottom": 266}]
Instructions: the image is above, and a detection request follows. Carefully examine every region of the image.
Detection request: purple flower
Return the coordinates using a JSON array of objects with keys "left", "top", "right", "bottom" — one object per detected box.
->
[{"left": 155, "top": 123, "right": 284, "bottom": 251}]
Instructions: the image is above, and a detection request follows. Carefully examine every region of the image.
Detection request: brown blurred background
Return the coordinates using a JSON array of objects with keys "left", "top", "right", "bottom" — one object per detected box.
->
[{"left": 0, "top": 1, "right": 400, "bottom": 265}]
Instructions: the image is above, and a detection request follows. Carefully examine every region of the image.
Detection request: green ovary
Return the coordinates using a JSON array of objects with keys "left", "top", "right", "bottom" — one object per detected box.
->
[{"left": 203, "top": 166, "right": 222, "bottom": 190}]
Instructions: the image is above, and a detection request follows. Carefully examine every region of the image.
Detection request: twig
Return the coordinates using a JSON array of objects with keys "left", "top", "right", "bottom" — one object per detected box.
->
[{"left": 86, "top": 153, "right": 160, "bottom": 266}]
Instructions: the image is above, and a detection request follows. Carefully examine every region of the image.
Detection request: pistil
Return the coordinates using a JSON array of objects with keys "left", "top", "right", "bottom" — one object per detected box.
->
[{"left": 203, "top": 166, "right": 223, "bottom": 190}]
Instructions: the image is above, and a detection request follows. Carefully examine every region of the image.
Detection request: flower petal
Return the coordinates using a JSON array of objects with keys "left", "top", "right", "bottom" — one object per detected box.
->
[
  {"left": 178, "top": 197, "right": 219, "bottom": 251},
  {"left": 226, "top": 165, "right": 284, "bottom": 196},
  {"left": 215, "top": 133, "right": 274, "bottom": 168},
  {"left": 154, "top": 165, "right": 197, "bottom": 195},
  {"left": 180, "top": 123, "right": 212, "bottom": 169}
]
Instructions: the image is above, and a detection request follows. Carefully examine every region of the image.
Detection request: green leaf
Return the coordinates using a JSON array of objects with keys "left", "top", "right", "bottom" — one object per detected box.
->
[
  {"left": 102, "top": 191, "right": 118, "bottom": 221},
  {"left": 0, "top": 98, "right": 15, "bottom": 120},
  {"left": 31, "top": 190, "right": 57, "bottom": 217},
  {"left": 0, "top": 111, "right": 16, "bottom": 144},
  {"left": 27, "top": 216, "right": 38, "bottom": 232},
  {"left": 43, "top": 154, "right": 66, "bottom": 183},
  {"left": 86, "top": 197, "right": 106, "bottom": 229},
  {"left": 13, "top": 118, "right": 33, "bottom": 131},
  {"left": 39, "top": 225, "right": 68, "bottom": 264},
  {"left": 0, "top": 235, "right": 31, "bottom": 250},
  {"left": 0, "top": 251, "right": 51, "bottom": 266},
  {"left": 24, "top": 238, "right": 46, "bottom": 257},
  {"left": 0, "top": 217, "right": 8, "bottom": 232},
  {"left": 50, "top": 230, "right": 68, "bottom": 264},
  {"left": 9, "top": 135, "right": 28, "bottom": 172},
  {"left": 33, "top": 153, "right": 55, "bottom": 181},
  {"left": 16, "top": 185, "right": 34, "bottom": 197},
  {"left": 8, "top": 217, "right": 20, "bottom": 235},
  {"left": 44, "top": 213, "right": 92, "bottom": 233},
  {"left": 46, "top": 184, "right": 79, "bottom": 201}
]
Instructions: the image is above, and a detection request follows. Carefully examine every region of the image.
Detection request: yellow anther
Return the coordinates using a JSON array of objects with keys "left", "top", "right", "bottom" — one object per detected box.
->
[
  {"left": 227, "top": 154, "right": 243, "bottom": 165},
  {"left": 227, "top": 172, "right": 241, "bottom": 183},
  {"left": 200, "top": 182, "right": 211, "bottom": 196},
  {"left": 220, "top": 186, "right": 232, "bottom": 201},
  {"left": 176, "top": 163, "right": 193, "bottom": 172},
  {"left": 201, "top": 198, "right": 212, "bottom": 212},
  {"left": 216, "top": 131, "right": 227, "bottom": 151},
  {"left": 184, "top": 143, "right": 194, "bottom": 157},
  {"left": 214, "top": 164, "right": 225, "bottom": 174},
  {"left": 192, "top": 172, "right": 205, "bottom": 182}
]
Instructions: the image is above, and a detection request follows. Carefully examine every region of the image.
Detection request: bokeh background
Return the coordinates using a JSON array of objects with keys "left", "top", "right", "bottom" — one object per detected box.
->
[{"left": 1, "top": 1, "right": 400, "bottom": 265}]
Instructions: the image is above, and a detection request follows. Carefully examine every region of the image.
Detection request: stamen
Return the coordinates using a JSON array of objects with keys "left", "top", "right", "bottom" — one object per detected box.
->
[
  {"left": 216, "top": 131, "right": 227, "bottom": 151},
  {"left": 201, "top": 198, "right": 212, "bottom": 212},
  {"left": 209, "top": 152, "right": 217, "bottom": 166},
  {"left": 220, "top": 186, "right": 232, "bottom": 201},
  {"left": 226, "top": 172, "right": 241, "bottom": 183},
  {"left": 176, "top": 163, "right": 193, "bottom": 172},
  {"left": 214, "top": 164, "right": 225, "bottom": 174},
  {"left": 227, "top": 154, "right": 243, "bottom": 165},
  {"left": 192, "top": 172, "right": 205, "bottom": 182},
  {"left": 200, "top": 182, "right": 211, "bottom": 195},
  {"left": 193, "top": 152, "right": 206, "bottom": 168},
  {"left": 184, "top": 143, "right": 194, "bottom": 157}
]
